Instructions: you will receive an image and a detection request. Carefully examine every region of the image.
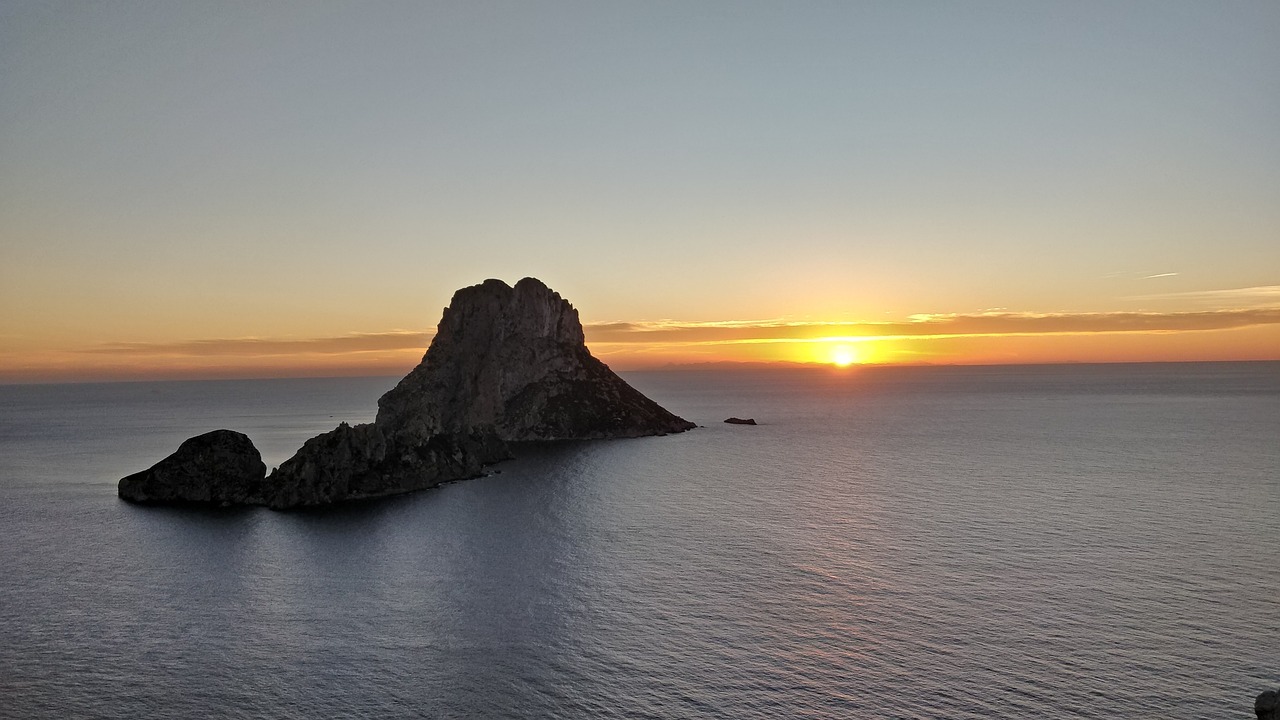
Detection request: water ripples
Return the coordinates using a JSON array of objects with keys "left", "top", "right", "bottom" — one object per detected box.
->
[{"left": 1, "top": 364, "right": 1277, "bottom": 717}]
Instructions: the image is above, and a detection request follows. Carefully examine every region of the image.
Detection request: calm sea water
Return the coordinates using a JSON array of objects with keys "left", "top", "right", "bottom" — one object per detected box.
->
[{"left": 1, "top": 363, "right": 1276, "bottom": 718}]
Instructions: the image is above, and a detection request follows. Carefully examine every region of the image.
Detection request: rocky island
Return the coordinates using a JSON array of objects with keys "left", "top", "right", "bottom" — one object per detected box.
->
[{"left": 118, "top": 278, "right": 694, "bottom": 509}]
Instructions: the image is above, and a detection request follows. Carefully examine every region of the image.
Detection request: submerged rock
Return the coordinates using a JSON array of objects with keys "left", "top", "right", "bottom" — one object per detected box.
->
[
  {"left": 119, "top": 277, "right": 693, "bottom": 509},
  {"left": 118, "top": 430, "right": 267, "bottom": 506},
  {"left": 724, "top": 417, "right": 757, "bottom": 425}
]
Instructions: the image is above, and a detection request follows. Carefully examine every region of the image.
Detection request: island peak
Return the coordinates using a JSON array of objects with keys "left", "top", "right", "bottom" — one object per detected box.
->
[{"left": 119, "top": 277, "right": 694, "bottom": 509}]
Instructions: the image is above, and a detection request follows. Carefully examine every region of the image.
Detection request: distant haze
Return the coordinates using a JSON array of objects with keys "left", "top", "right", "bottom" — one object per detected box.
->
[{"left": 2, "top": 2, "right": 1277, "bottom": 381}]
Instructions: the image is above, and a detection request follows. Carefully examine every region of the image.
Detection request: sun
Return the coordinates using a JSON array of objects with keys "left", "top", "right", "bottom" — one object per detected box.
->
[
  {"left": 801, "top": 338, "right": 881, "bottom": 367},
  {"left": 831, "top": 346, "right": 858, "bottom": 367}
]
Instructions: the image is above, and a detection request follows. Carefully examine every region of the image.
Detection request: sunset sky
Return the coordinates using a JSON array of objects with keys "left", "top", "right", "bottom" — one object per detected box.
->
[{"left": 2, "top": 2, "right": 1278, "bottom": 382}]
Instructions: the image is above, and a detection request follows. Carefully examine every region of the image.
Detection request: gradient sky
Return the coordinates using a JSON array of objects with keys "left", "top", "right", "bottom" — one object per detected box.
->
[{"left": 2, "top": 1, "right": 1278, "bottom": 381}]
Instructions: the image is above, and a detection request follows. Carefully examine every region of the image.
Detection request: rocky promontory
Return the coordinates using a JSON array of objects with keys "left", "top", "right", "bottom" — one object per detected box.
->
[
  {"left": 378, "top": 277, "right": 694, "bottom": 446},
  {"left": 119, "top": 278, "right": 693, "bottom": 509}
]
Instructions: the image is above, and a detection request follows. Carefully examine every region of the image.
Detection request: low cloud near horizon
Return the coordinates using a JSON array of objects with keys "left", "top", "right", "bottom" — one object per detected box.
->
[
  {"left": 77, "top": 306, "right": 1280, "bottom": 358},
  {"left": 82, "top": 331, "right": 434, "bottom": 357},
  {"left": 1125, "top": 284, "right": 1280, "bottom": 307}
]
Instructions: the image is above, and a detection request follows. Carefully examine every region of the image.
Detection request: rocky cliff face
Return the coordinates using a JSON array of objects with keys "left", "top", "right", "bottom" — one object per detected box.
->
[
  {"left": 377, "top": 277, "right": 693, "bottom": 445},
  {"left": 119, "top": 277, "right": 693, "bottom": 509}
]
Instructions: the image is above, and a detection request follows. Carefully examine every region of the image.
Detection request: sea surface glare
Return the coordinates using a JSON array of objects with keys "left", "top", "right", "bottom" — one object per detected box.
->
[{"left": 1, "top": 363, "right": 1276, "bottom": 718}]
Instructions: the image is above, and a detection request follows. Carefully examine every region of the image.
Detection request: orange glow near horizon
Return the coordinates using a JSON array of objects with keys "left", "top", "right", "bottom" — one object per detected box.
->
[
  {"left": 802, "top": 339, "right": 888, "bottom": 367},
  {"left": 2, "top": 316, "right": 1278, "bottom": 383},
  {"left": 588, "top": 322, "right": 1280, "bottom": 371}
]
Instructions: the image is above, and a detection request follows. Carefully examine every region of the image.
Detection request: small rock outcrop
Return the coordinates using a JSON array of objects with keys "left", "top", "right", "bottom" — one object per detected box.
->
[
  {"left": 1258, "top": 689, "right": 1279, "bottom": 720},
  {"left": 724, "top": 417, "right": 757, "bottom": 425},
  {"left": 118, "top": 430, "right": 267, "bottom": 506},
  {"left": 119, "top": 277, "right": 694, "bottom": 509}
]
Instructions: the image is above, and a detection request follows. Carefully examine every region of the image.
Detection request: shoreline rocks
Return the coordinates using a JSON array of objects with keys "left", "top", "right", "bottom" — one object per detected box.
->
[{"left": 119, "top": 277, "right": 694, "bottom": 510}]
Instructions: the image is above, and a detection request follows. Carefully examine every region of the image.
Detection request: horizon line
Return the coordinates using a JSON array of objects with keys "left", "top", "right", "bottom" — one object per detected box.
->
[{"left": 3, "top": 357, "right": 1278, "bottom": 387}]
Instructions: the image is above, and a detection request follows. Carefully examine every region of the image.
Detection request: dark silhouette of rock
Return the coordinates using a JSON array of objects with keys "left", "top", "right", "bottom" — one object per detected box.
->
[
  {"left": 118, "top": 430, "right": 266, "bottom": 506},
  {"left": 119, "top": 277, "right": 693, "bottom": 509},
  {"left": 724, "top": 417, "right": 757, "bottom": 425},
  {"left": 1258, "top": 689, "right": 1279, "bottom": 720},
  {"left": 262, "top": 422, "right": 507, "bottom": 510},
  {"left": 378, "top": 277, "right": 695, "bottom": 446}
]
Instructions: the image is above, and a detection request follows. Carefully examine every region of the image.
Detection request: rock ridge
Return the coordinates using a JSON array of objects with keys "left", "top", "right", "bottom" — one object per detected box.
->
[{"left": 119, "top": 277, "right": 694, "bottom": 509}]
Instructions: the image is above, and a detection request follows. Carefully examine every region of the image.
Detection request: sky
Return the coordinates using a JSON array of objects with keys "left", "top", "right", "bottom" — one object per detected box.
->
[{"left": 2, "top": 1, "right": 1278, "bottom": 382}]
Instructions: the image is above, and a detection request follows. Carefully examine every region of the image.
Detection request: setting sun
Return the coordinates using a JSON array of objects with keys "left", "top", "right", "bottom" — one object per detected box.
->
[{"left": 832, "top": 346, "right": 858, "bottom": 367}]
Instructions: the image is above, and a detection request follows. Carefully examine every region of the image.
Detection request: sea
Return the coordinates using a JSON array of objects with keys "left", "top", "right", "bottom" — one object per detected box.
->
[{"left": 1, "top": 362, "right": 1276, "bottom": 719}]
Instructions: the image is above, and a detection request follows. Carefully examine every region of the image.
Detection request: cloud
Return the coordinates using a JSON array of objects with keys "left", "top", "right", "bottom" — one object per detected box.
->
[
  {"left": 75, "top": 305, "right": 1280, "bottom": 359},
  {"left": 583, "top": 308, "right": 1280, "bottom": 345},
  {"left": 896, "top": 308, "right": 1280, "bottom": 336},
  {"left": 82, "top": 330, "right": 432, "bottom": 356},
  {"left": 1102, "top": 270, "right": 1179, "bottom": 279},
  {"left": 1128, "top": 285, "right": 1280, "bottom": 307}
]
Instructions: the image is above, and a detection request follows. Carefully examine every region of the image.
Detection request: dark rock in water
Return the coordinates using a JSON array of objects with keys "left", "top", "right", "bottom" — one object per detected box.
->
[
  {"left": 724, "top": 417, "right": 757, "bottom": 425},
  {"left": 1258, "top": 689, "right": 1279, "bottom": 720},
  {"left": 263, "top": 422, "right": 507, "bottom": 510},
  {"left": 378, "top": 277, "right": 695, "bottom": 445},
  {"left": 264, "top": 422, "right": 388, "bottom": 509},
  {"left": 119, "top": 277, "right": 692, "bottom": 509},
  {"left": 118, "top": 430, "right": 266, "bottom": 506}
]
